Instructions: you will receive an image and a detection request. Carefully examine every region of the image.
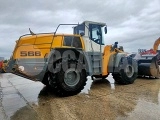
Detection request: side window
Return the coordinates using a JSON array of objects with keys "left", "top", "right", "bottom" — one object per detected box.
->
[
  {"left": 63, "top": 36, "right": 82, "bottom": 48},
  {"left": 72, "top": 37, "right": 82, "bottom": 48},
  {"left": 63, "top": 36, "right": 72, "bottom": 46}
]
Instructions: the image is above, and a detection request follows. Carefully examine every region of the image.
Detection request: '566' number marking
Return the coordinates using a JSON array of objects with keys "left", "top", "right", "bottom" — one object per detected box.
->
[{"left": 20, "top": 51, "right": 41, "bottom": 56}]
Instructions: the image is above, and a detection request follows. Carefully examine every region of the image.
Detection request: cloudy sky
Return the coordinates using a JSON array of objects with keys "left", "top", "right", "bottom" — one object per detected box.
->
[{"left": 0, "top": 0, "right": 160, "bottom": 59}]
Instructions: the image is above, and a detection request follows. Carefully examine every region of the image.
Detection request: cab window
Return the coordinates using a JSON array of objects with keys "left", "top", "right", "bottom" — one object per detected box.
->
[
  {"left": 89, "top": 24, "right": 104, "bottom": 45},
  {"left": 73, "top": 23, "right": 85, "bottom": 35}
]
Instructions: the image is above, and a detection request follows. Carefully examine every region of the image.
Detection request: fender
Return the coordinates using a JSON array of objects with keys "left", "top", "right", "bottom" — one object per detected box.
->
[
  {"left": 46, "top": 48, "right": 91, "bottom": 78},
  {"left": 108, "top": 53, "right": 126, "bottom": 73},
  {"left": 102, "top": 45, "right": 126, "bottom": 75}
]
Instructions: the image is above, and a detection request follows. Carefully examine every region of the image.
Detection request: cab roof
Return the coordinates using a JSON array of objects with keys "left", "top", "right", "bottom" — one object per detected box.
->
[{"left": 82, "top": 21, "right": 106, "bottom": 27}]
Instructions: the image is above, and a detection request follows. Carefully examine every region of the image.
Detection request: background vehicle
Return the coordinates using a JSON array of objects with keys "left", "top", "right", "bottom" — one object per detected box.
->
[
  {"left": 131, "top": 37, "right": 160, "bottom": 78},
  {"left": 0, "top": 57, "right": 6, "bottom": 73},
  {"left": 0, "top": 60, "right": 4, "bottom": 73},
  {"left": 6, "top": 21, "right": 138, "bottom": 96}
]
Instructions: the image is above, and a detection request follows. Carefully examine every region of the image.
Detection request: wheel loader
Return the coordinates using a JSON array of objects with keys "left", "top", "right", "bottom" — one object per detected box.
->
[
  {"left": 6, "top": 21, "right": 138, "bottom": 96},
  {"left": 131, "top": 37, "right": 160, "bottom": 78}
]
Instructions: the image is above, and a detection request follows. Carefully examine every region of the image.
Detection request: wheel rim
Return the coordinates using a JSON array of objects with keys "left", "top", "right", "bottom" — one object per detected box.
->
[
  {"left": 64, "top": 69, "right": 80, "bottom": 87},
  {"left": 125, "top": 65, "right": 134, "bottom": 78}
]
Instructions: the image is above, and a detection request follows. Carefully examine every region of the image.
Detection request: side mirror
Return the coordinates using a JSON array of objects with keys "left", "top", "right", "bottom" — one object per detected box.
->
[{"left": 104, "top": 26, "right": 107, "bottom": 34}]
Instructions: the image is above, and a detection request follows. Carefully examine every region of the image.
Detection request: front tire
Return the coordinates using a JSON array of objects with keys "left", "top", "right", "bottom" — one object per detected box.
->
[{"left": 112, "top": 57, "right": 138, "bottom": 85}]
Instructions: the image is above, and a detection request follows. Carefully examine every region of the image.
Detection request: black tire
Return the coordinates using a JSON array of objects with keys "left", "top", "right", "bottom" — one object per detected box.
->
[
  {"left": 48, "top": 59, "right": 87, "bottom": 97},
  {"left": 112, "top": 57, "right": 138, "bottom": 85}
]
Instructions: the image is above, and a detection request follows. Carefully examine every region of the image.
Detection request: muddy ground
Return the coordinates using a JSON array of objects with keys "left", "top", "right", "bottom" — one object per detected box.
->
[{"left": 0, "top": 73, "right": 160, "bottom": 120}]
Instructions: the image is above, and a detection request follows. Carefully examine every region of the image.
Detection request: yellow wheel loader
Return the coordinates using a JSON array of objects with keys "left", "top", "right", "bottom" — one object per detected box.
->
[{"left": 6, "top": 21, "right": 138, "bottom": 96}]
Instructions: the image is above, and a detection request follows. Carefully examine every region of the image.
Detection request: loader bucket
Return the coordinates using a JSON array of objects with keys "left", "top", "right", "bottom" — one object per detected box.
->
[{"left": 138, "top": 54, "right": 160, "bottom": 78}]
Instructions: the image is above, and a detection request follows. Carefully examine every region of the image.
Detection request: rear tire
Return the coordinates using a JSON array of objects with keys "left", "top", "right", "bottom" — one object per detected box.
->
[
  {"left": 112, "top": 57, "right": 138, "bottom": 85},
  {"left": 48, "top": 60, "right": 87, "bottom": 97}
]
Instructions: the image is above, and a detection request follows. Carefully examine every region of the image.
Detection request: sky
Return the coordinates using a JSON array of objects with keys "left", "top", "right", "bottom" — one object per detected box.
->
[{"left": 0, "top": 0, "right": 160, "bottom": 59}]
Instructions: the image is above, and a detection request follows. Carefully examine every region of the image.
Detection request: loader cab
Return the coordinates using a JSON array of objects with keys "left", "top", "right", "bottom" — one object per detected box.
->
[
  {"left": 73, "top": 21, "right": 107, "bottom": 52},
  {"left": 74, "top": 21, "right": 107, "bottom": 75}
]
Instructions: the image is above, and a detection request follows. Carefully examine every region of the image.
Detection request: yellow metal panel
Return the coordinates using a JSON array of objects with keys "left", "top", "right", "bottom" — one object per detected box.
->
[
  {"left": 33, "top": 35, "right": 63, "bottom": 48},
  {"left": 80, "top": 37, "right": 85, "bottom": 50},
  {"left": 51, "top": 36, "right": 63, "bottom": 48},
  {"left": 13, "top": 34, "right": 64, "bottom": 59},
  {"left": 13, "top": 45, "right": 50, "bottom": 59},
  {"left": 34, "top": 44, "right": 51, "bottom": 49},
  {"left": 102, "top": 45, "right": 115, "bottom": 75},
  {"left": 35, "top": 35, "right": 53, "bottom": 44},
  {"left": 18, "top": 36, "right": 36, "bottom": 45}
]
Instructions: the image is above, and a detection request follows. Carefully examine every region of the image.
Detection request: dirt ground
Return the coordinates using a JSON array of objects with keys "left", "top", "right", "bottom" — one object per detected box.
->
[{"left": 0, "top": 73, "right": 160, "bottom": 120}]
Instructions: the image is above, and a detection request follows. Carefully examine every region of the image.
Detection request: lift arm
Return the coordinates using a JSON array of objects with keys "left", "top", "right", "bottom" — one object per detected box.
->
[{"left": 153, "top": 37, "right": 160, "bottom": 52}]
